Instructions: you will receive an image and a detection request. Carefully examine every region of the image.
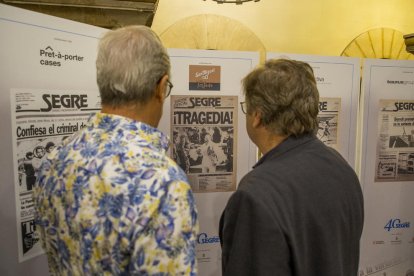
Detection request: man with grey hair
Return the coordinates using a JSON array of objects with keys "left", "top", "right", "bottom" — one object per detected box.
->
[
  {"left": 219, "top": 59, "right": 363, "bottom": 276},
  {"left": 34, "top": 26, "right": 198, "bottom": 275}
]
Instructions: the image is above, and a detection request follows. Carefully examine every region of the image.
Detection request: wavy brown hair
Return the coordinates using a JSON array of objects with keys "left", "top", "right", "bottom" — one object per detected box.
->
[{"left": 242, "top": 58, "right": 319, "bottom": 136}]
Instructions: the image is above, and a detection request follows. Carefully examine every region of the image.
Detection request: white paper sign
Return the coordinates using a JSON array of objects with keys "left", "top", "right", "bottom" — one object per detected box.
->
[
  {"left": 0, "top": 3, "right": 105, "bottom": 267},
  {"left": 159, "top": 49, "right": 259, "bottom": 276},
  {"left": 359, "top": 59, "right": 414, "bottom": 276}
]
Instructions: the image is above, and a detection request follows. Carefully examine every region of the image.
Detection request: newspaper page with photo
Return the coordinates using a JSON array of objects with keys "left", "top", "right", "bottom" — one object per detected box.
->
[
  {"left": 375, "top": 99, "right": 414, "bottom": 182},
  {"left": 317, "top": 97, "right": 341, "bottom": 150},
  {"left": 10, "top": 89, "right": 100, "bottom": 261},
  {"left": 171, "top": 95, "right": 237, "bottom": 193}
]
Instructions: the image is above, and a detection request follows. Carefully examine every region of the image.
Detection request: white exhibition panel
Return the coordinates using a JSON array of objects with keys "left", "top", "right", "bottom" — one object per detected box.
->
[
  {"left": 266, "top": 53, "right": 360, "bottom": 168},
  {"left": 158, "top": 48, "right": 259, "bottom": 276},
  {"left": 359, "top": 59, "right": 414, "bottom": 276},
  {"left": 0, "top": 3, "right": 105, "bottom": 275}
]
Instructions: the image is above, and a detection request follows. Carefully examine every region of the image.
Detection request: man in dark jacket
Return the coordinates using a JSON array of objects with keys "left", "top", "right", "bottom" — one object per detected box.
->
[{"left": 219, "top": 58, "right": 364, "bottom": 276}]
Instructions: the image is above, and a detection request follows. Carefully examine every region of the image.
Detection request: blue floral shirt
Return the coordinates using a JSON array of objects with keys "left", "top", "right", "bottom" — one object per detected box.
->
[{"left": 34, "top": 112, "right": 198, "bottom": 275}]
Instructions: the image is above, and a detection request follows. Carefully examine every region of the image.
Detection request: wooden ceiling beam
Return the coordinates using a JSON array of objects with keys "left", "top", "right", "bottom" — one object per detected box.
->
[
  {"left": 3, "top": 0, "right": 155, "bottom": 12},
  {"left": 1, "top": 0, "right": 158, "bottom": 27}
]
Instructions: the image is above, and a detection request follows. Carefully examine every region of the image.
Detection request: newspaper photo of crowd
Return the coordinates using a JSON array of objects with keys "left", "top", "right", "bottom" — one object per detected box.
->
[
  {"left": 17, "top": 137, "right": 68, "bottom": 193},
  {"left": 172, "top": 126, "right": 234, "bottom": 174}
]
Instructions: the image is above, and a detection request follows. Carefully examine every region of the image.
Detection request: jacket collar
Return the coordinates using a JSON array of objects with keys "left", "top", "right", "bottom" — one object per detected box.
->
[{"left": 253, "top": 134, "right": 316, "bottom": 169}]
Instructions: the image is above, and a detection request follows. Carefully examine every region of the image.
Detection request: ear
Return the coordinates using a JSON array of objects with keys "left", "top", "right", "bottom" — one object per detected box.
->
[
  {"left": 252, "top": 110, "right": 262, "bottom": 128},
  {"left": 155, "top": 74, "right": 169, "bottom": 102}
]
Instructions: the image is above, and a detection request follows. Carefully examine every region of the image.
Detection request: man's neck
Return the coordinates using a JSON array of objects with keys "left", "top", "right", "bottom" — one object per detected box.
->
[
  {"left": 255, "top": 129, "right": 288, "bottom": 156},
  {"left": 101, "top": 100, "right": 161, "bottom": 128}
]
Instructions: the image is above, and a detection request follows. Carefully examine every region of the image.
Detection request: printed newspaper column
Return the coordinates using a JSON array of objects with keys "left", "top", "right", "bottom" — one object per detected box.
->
[
  {"left": 171, "top": 95, "right": 238, "bottom": 193},
  {"left": 10, "top": 89, "right": 100, "bottom": 262}
]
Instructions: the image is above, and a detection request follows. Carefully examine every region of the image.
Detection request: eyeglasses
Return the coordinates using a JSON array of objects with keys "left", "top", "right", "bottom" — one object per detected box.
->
[
  {"left": 165, "top": 80, "right": 173, "bottom": 98},
  {"left": 240, "top": 101, "right": 247, "bottom": 114}
]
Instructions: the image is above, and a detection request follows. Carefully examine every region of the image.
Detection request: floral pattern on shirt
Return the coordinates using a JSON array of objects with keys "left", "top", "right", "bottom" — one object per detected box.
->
[{"left": 34, "top": 112, "right": 198, "bottom": 276}]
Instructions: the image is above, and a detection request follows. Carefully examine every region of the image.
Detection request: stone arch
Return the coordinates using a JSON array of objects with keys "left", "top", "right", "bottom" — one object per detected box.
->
[{"left": 159, "top": 14, "right": 266, "bottom": 62}]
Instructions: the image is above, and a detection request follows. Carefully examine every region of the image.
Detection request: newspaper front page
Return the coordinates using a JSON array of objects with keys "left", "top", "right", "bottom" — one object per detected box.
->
[
  {"left": 375, "top": 99, "right": 414, "bottom": 182},
  {"left": 317, "top": 97, "right": 341, "bottom": 150},
  {"left": 171, "top": 95, "right": 238, "bottom": 193},
  {"left": 10, "top": 89, "right": 100, "bottom": 261}
]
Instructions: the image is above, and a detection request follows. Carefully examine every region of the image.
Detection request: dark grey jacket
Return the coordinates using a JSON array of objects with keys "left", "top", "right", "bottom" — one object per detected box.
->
[{"left": 219, "top": 135, "right": 364, "bottom": 276}]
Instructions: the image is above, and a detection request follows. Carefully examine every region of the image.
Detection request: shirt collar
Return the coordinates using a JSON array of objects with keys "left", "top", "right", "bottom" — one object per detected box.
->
[
  {"left": 88, "top": 112, "right": 170, "bottom": 151},
  {"left": 253, "top": 134, "right": 316, "bottom": 169}
]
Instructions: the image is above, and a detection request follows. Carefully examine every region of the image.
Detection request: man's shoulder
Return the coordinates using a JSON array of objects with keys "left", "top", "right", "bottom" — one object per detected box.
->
[{"left": 236, "top": 168, "right": 281, "bottom": 198}]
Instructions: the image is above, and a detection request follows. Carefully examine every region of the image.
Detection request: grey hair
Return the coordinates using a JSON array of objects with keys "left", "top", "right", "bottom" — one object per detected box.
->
[
  {"left": 242, "top": 58, "right": 319, "bottom": 136},
  {"left": 96, "top": 25, "right": 170, "bottom": 107}
]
